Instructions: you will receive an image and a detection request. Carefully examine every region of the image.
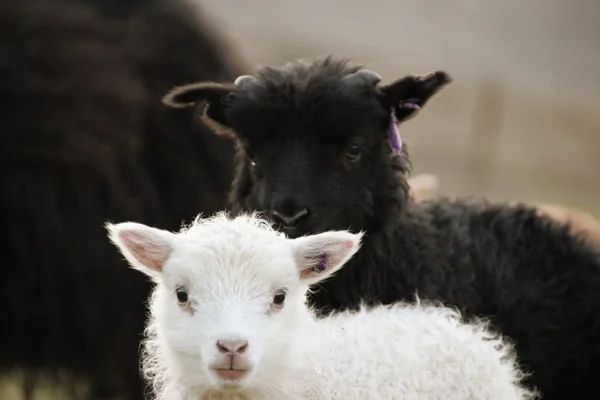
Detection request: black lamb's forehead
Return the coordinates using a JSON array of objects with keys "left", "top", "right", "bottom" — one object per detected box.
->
[
  {"left": 256, "top": 56, "right": 362, "bottom": 91},
  {"left": 226, "top": 57, "right": 389, "bottom": 141}
]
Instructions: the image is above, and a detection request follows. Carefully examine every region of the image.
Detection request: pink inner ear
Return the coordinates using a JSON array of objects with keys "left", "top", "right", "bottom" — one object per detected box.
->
[
  {"left": 300, "top": 239, "right": 355, "bottom": 279},
  {"left": 325, "top": 240, "right": 354, "bottom": 268},
  {"left": 119, "top": 231, "right": 170, "bottom": 272}
]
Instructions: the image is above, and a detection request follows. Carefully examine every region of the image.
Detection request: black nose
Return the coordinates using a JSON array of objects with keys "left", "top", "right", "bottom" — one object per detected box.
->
[{"left": 272, "top": 207, "right": 309, "bottom": 227}]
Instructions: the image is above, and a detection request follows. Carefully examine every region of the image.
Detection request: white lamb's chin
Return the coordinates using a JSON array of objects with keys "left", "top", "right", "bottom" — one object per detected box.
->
[{"left": 220, "top": 380, "right": 244, "bottom": 389}]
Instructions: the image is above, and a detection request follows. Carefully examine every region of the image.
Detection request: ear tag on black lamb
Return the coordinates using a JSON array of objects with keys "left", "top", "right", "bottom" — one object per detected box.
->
[
  {"left": 388, "top": 109, "right": 402, "bottom": 152},
  {"left": 313, "top": 253, "right": 328, "bottom": 272},
  {"left": 389, "top": 98, "right": 421, "bottom": 153}
]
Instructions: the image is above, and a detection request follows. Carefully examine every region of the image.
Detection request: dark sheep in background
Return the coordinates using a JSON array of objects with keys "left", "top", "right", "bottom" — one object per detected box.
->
[
  {"left": 408, "top": 174, "right": 600, "bottom": 250},
  {"left": 0, "top": 0, "right": 238, "bottom": 398},
  {"left": 162, "top": 56, "right": 600, "bottom": 400}
]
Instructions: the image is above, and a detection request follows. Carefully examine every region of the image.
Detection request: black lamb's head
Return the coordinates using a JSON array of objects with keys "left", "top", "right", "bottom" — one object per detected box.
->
[{"left": 162, "top": 56, "right": 451, "bottom": 238}]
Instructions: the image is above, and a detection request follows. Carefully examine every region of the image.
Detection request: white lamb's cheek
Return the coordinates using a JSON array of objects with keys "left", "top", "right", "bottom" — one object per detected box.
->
[
  {"left": 153, "top": 294, "right": 175, "bottom": 322},
  {"left": 249, "top": 344, "right": 265, "bottom": 368},
  {"left": 154, "top": 306, "right": 202, "bottom": 353},
  {"left": 164, "top": 322, "right": 205, "bottom": 355},
  {"left": 169, "top": 353, "right": 211, "bottom": 386},
  {"left": 261, "top": 323, "right": 296, "bottom": 360}
]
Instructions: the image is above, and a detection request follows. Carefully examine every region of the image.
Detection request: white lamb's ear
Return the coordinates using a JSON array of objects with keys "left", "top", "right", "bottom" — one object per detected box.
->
[
  {"left": 290, "top": 230, "right": 364, "bottom": 286},
  {"left": 105, "top": 221, "right": 178, "bottom": 279}
]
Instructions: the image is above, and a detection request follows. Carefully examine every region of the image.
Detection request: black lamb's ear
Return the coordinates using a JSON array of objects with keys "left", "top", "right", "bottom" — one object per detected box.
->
[
  {"left": 162, "top": 82, "right": 236, "bottom": 129},
  {"left": 380, "top": 71, "right": 452, "bottom": 122}
]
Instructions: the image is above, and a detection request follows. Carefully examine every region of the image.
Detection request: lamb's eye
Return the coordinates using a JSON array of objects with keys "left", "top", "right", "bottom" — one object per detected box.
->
[
  {"left": 345, "top": 145, "right": 362, "bottom": 162},
  {"left": 176, "top": 287, "right": 188, "bottom": 304},
  {"left": 272, "top": 290, "right": 287, "bottom": 307}
]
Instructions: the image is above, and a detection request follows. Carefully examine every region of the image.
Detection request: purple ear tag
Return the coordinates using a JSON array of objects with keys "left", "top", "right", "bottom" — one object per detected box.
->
[
  {"left": 388, "top": 109, "right": 402, "bottom": 152},
  {"left": 389, "top": 98, "right": 421, "bottom": 153},
  {"left": 314, "top": 253, "right": 327, "bottom": 272}
]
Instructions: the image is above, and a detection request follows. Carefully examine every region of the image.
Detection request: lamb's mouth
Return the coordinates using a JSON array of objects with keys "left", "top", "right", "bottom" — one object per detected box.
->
[{"left": 213, "top": 368, "right": 249, "bottom": 381}]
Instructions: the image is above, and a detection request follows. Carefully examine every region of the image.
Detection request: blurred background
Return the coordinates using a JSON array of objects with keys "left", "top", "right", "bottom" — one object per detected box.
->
[
  {"left": 1, "top": 0, "right": 599, "bottom": 398},
  {"left": 203, "top": 0, "right": 600, "bottom": 214}
]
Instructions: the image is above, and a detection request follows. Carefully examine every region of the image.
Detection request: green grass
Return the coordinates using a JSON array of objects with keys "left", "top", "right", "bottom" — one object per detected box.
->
[
  {"left": 0, "top": 373, "right": 87, "bottom": 400},
  {"left": 0, "top": 381, "right": 61, "bottom": 400}
]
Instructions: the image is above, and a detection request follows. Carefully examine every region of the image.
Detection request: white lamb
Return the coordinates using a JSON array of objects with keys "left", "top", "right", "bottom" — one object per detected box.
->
[{"left": 106, "top": 212, "right": 536, "bottom": 400}]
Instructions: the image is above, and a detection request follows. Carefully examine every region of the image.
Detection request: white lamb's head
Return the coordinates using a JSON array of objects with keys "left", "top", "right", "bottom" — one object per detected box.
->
[{"left": 106, "top": 212, "right": 363, "bottom": 397}]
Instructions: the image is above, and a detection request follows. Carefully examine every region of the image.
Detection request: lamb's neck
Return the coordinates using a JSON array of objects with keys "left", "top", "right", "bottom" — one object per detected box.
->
[
  {"left": 176, "top": 382, "right": 293, "bottom": 400},
  {"left": 180, "top": 367, "right": 307, "bottom": 400},
  {"left": 281, "top": 301, "right": 320, "bottom": 353},
  {"left": 277, "top": 306, "right": 323, "bottom": 397},
  {"left": 199, "top": 391, "right": 253, "bottom": 400},
  {"left": 195, "top": 388, "right": 282, "bottom": 400},
  {"left": 191, "top": 377, "right": 307, "bottom": 400},
  {"left": 305, "top": 204, "right": 436, "bottom": 311},
  {"left": 366, "top": 201, "right": 435, "bottom": 258}
]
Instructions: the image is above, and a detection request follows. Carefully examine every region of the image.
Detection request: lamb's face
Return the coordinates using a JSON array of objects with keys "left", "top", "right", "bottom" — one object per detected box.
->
[
  {"left": 151, "top": 225, "right": 307, "bottom": 390},
  {"left": 107, "top": 212, "right": 363, "bottom": 396},
  {"left": 214, "top": 61, "right": 448, "bottom": 239},
  {"left": 226, "top": 80, "right": 399, "bottom": 239},
  {"left": 161, "top": 59, "right": 450, "bottom": 239}
]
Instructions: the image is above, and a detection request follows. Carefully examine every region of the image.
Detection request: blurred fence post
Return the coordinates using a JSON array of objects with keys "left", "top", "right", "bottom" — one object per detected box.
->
[{"left": 467, "top": 76, "right": 506, "bottom": 193}]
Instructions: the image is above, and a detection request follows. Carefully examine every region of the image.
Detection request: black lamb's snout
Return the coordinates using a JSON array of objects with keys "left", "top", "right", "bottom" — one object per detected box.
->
[
  {"left": 270, "top": 196, "right": 311, "bottom": 236},
  {"left": 272, "top": 207, "right": 309, "bottom": 226}
]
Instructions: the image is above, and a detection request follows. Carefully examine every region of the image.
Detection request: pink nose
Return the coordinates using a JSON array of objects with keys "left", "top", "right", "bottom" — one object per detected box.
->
[{"left": 216, "top": 339, "right": 249, "bottom": 354}]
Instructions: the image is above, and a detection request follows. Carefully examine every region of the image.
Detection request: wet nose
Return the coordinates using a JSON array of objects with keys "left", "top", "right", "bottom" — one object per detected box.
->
[
  {"left": 216, "top": 339, "right": 249, "bottom": 355},
  {"left": 272, "top": 208, "right": 309, "bottom": 226}
]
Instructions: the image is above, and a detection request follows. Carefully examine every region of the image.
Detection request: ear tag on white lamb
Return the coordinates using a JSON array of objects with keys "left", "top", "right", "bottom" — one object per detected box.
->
[
  {"left": 313, "top": 253, "right": 328, "bottom": 272},
  {"left": 389, "top": 98, "right": 421, "bottom": 153}
]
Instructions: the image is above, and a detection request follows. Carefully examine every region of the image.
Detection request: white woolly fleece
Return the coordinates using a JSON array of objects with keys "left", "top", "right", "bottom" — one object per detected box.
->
[{"left": 107, "top": 213, "right": 535, "bottom": 400}]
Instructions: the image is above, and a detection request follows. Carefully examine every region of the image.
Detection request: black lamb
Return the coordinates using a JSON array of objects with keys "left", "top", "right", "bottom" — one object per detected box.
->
[
  {"left": 162, "top": 56, "right": 600, "bottom": 400},
  {"left": 0, "top": 0, "right": 238, "bottom": 399}
]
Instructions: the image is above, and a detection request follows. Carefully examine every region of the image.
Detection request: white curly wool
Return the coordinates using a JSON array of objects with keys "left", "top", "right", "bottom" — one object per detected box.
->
[
  {"left": 106, "top": 212, "right": 535, "bottom": 400},
  {"left": 298, "top": 302, "right": 531, "bottom": 400}
]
